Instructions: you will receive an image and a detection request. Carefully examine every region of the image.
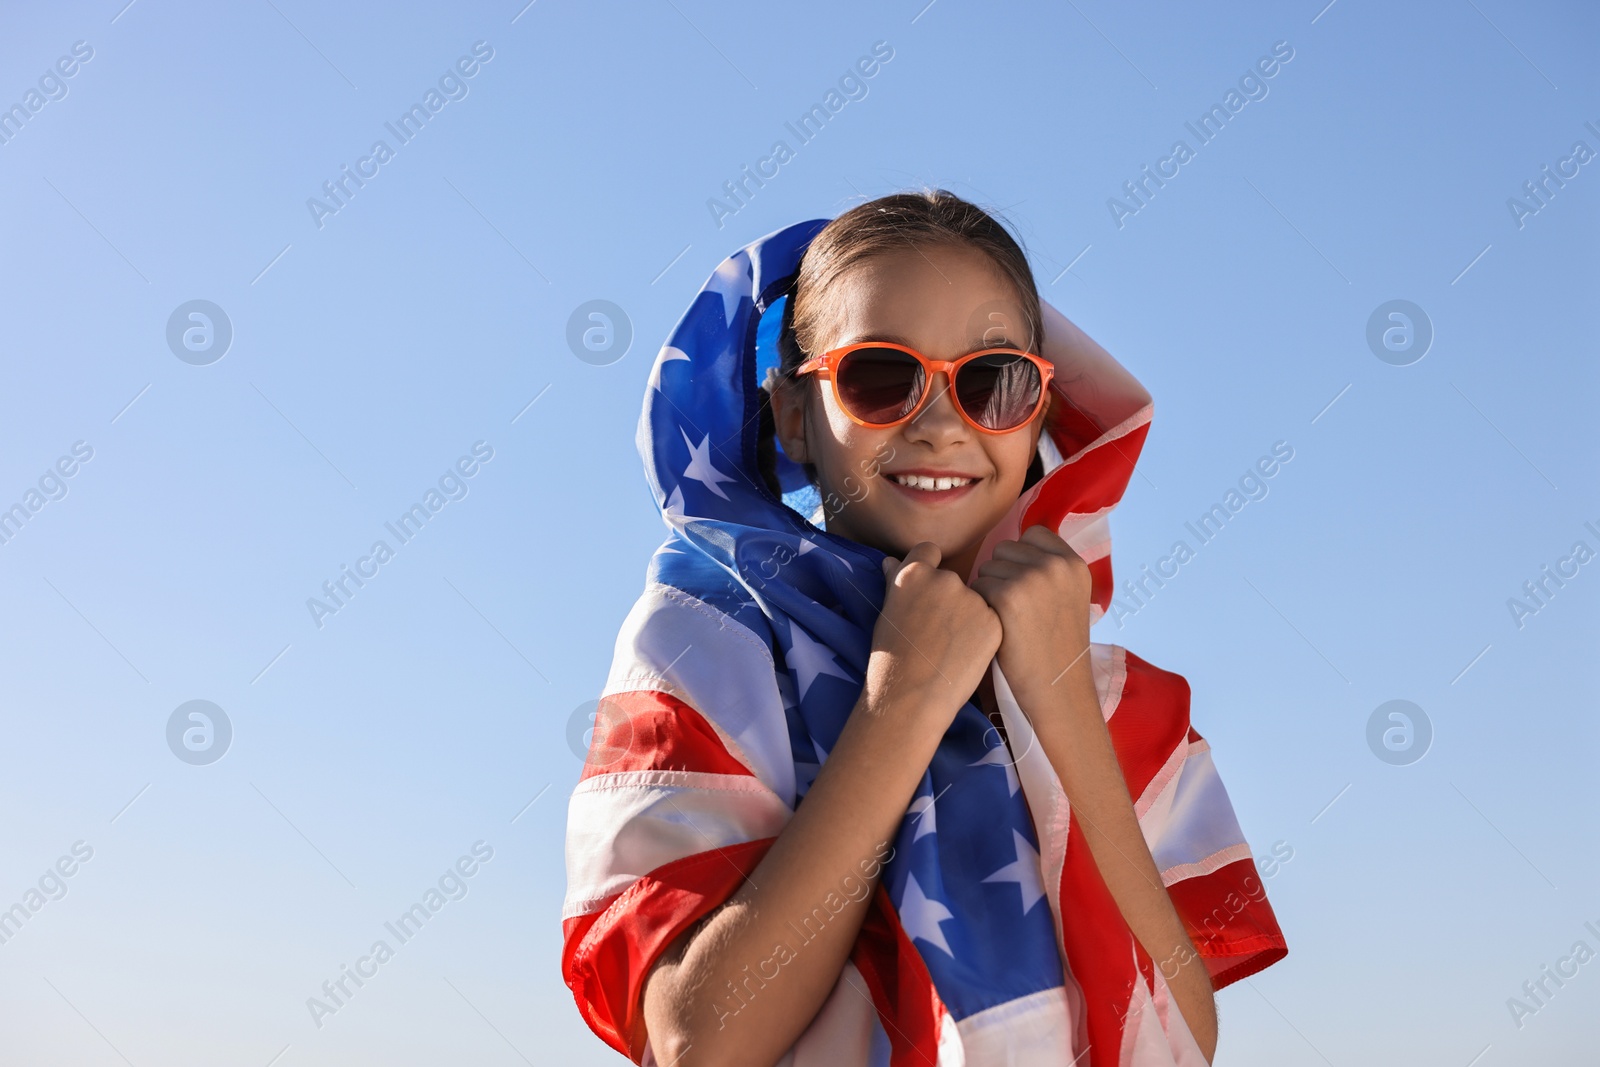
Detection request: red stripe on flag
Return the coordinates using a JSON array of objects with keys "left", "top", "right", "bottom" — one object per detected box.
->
[
  {"left": 1166, "top": 857, "right": 1288, "bottom": 991},
  {"left": 1022, "top": 418, "right": 1148, "bottom": 615},
  {"left": 563, "top": 837, "right": 945, "bottom": 1066},
  {"left": 1105, "top": 650, "right": 1195, "bottom": 803},
  {"left": 562, "top": 837, "right": 776, "bottom": 1062},
  {"left": 580, "top": 688, "right": 756, "bottom": 782},
  {"left": 1024, "top": 418, "right": 1151, "bottom": 530},
  {"left": 1057, "top": 807, "right": 1143, "bottom": 1067},
  {"left": 1086, "top": 555, "right": 1113, "bottom": 619},
  {"left": 848, "top": 883, "right": 947, "bottom": 1067}
]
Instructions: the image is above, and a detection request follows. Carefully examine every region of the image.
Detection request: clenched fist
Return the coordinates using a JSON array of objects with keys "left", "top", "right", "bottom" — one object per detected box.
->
[
  {"left": 866, "top": 541, "right": 1003, "bottom": 730},
  {"left": 967, "top": 524, "right": 1095, "bottom": 705}
]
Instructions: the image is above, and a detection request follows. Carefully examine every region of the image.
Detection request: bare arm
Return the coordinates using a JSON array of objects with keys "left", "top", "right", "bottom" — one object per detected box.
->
[
  {"left": 638, "top": 680, "right": 940, "bottom": 1067},
  {"left": 971, "top": 526, "right": 1216, "bottom": 1061},
  {"left": 640, "top": 544, "right": 1001, "bottom": 1067},
  {"left": 1022, "top": 666, "right": 1218, "bottom": 1062}
]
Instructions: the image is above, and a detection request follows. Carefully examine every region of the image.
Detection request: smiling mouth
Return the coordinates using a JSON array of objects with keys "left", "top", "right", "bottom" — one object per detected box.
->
[
  {"left": 882, "top": 471, "right": 983, "bottom": 503},
  {"left": 889, "top": 473, "right": 976, "bottom": 491}
]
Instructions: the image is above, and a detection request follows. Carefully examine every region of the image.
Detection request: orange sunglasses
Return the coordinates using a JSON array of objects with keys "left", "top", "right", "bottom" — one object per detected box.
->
[{"left": 796, "top": 341, "right": 1056, "bottom": 434}]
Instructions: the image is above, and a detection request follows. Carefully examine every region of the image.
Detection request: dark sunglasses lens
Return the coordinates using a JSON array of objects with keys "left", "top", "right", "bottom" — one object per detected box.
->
[
  {"left": 956, "top": 354, "right": 1042, "bottom": 430},
  {"left": 835, "top": 348, "right": 924, "bottom": 424}
]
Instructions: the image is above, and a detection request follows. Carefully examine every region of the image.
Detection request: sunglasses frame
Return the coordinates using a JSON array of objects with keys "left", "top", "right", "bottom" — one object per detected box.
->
[{"left": 796, "top": 341, "right": 1057, "bottom": 435}]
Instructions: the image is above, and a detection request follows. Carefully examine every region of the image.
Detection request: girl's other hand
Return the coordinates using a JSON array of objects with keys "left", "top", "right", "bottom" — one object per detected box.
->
[
  {"left": 968, "top": 524, "right": 1095, "bottom": 704},
  {"left": 870, "top": 541, "right": 1002, "bottom": 728}
]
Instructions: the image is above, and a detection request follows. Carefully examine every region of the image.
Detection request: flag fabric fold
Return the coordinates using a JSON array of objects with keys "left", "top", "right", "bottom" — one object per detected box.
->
[{"left": 562, "top": 218, "right": 1287, "bottom": 1066}]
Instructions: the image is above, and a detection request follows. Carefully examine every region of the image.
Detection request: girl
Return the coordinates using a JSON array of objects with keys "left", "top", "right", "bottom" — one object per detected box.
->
[{"left": 562, "top": 191, "right": 1287, "bottom": 1067}]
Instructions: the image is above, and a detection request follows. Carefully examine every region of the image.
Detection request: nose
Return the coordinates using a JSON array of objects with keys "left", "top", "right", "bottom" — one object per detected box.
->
[{"left": 903, "top": 370, "right": 968, "bottom": 445}]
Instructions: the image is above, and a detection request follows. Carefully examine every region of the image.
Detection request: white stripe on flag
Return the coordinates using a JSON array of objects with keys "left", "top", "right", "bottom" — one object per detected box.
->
[
  {"left": 605, "top": 582, "right": 797, "bottom": 804},
  {"left": 1089, "top": 643, "right": 1124, "bottom": 721},
  {"left": 1119, "top": 945, "right": 1210, "bottom": 1067},
  {"left": 789, "top": 961, "right": 883, "bottom": 1067},
  {"left": 1058, "top": 513, "right": 1112, "bottom": 566},
  {"left": 953, "top": 985, "right": 1074, "bottom": 1064},
  {"left": 563, "top": 768, "right": 789, "bottom": 920},
  {"left": 654, "top": 961, "right": 890, "bottom": 1067},
  {"left": 1143, "top": 742, "right": 1253, "bottom": 886},
  {"left": 986, "top": 644, "right": 1141, "bottom": 1059},
  {"left": 1133, "top": 741, "right": 1187, "bottom": 823},
  {"left": 937, "top": 1006, "right": 967, "bottom": 1066}
]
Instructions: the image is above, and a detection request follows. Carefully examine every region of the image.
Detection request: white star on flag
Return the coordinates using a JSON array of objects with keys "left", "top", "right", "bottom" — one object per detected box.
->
[
  {"left": 680, "top": 429, "right": 738, "bottom": 499},
  {"left": 906, "top": 792, "right": 938, "bottom": 841},
  {"left": 785, "top": 622, "right": 853, "bottom": 700},
  {"left": 648, "top": 345, "right": 691, "bottom": 393},
  {"left": 968, "top": 744, "right": 1021, "bottom": 796},
  {"left": 897, "top": 872, "right": 955, "bottom": 957},
  {"left": 982, "top": 828, "right": 1046, "bottom": 914},
  {"left": 707, "top": 254, "right": 749, "bottom": 329}
]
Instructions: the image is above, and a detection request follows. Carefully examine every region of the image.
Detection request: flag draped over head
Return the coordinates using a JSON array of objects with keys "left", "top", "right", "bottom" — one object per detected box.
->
[{"left": 562, "top": 217, "right": 1288, "bottom": 1066}]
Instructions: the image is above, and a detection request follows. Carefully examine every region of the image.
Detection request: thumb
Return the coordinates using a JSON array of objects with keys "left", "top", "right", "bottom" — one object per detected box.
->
[{"left": 881, "top": 554, "right": 900, "bottom": 582}]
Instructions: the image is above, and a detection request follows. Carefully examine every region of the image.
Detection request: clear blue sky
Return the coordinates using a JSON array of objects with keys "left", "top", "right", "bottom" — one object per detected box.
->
[{"left": 0, "top": 1, "right": 1595, "bottom": 1063}]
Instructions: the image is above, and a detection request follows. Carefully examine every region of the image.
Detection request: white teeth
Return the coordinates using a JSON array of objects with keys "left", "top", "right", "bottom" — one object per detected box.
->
[{"left": 891, "top": 474, "right": 973, "bottom": 491}]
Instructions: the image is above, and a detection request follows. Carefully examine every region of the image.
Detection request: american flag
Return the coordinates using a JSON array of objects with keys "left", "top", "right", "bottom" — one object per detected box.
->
[{"left": 562, "top": 219, "right": 1287, "bottom": 1065}]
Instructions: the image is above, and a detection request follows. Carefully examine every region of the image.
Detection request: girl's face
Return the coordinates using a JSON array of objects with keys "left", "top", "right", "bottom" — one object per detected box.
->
[{"left": 773, "top": 243, "right": 1046, "bottom": 581}]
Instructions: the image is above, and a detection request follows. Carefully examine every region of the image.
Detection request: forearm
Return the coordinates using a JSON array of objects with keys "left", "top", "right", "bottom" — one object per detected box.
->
[
  {"left": 1021, "top": 673, "right": 1218, "bottom": 1061},
  {"left": 642, "top": 682, "right": 944, "bottom": 1067}
]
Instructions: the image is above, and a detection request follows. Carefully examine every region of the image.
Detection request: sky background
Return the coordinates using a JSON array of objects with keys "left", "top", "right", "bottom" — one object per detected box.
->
[{"left": 0, "top": 0, "right": 1596, "bottom": 1064}]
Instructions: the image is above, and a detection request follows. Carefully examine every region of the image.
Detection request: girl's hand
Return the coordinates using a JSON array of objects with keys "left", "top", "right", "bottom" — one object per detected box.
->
[
  {"left": 871, "top": 541, "right": 1003, "bottom": 728},
  {"left": 968, "top": 524, "right": 1095, "bottom": 704}
]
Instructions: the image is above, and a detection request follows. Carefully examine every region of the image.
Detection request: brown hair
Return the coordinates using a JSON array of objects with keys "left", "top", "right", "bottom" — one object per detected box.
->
[{"left": 756, "top": 188, "right": 1064, "bottom": 501}]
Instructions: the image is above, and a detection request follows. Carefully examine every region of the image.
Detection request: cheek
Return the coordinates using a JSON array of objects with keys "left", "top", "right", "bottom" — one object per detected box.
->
[
  {"left": 812, "top": 397, "right": 887, "bottom": 476},
  {"left": 991, "top": 434, "right": 1038, "bottom": 488}
]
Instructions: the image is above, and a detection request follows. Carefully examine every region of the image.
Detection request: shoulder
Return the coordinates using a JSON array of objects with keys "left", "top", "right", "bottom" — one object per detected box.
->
[
  {"left": 1116, "top": 645, "right": 1193, "bottom": 709},
  {"left": 1087, "top": 642, "right": 1192, "bottom": 715}
]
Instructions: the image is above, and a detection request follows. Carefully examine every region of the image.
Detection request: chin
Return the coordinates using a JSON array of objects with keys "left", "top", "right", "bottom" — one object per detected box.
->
[{"left": 884, "top": 519, "right": 980, "bottom": 559}]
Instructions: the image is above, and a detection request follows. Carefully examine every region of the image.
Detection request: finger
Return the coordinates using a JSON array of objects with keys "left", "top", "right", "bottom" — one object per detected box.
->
[
  {"left": 1020, "top": 524, "right": 1073, "bottom": 554},
  {"left": 975, "top": 558, "right": 1028, "bottom": 580},
  {"left": 1020, "top": 526, "right": 1085, "bottom": 565},
  {"left": 968, "top": 574, "right": 1006, "bottom": 606},
  {"left": 901, "top": 540, "right": 943, "bottom": 569},
  {"left": 881, "top": 555, "right": 900, "bottom": 581},
  {"left": 990, "top": 539, "right": 1049, "bottom": 565}
]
